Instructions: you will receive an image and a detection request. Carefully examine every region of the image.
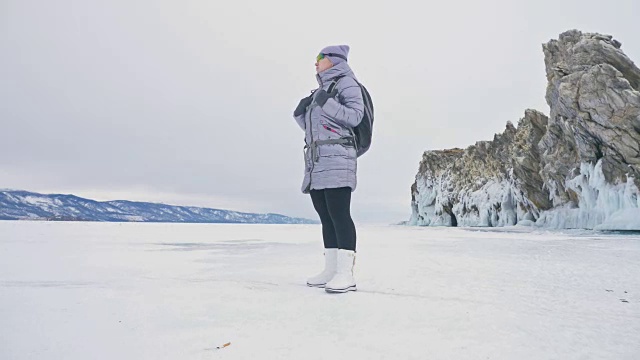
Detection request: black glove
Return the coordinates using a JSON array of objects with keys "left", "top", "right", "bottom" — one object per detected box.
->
[
  {"left": 294, "top": 95, "right": 313, "bottom": 116},
  {"left": 314, "top": 88, "right": 338, "bottom": 107}
]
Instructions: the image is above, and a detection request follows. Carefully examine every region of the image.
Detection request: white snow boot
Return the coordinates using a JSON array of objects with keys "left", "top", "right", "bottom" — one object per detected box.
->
[
  {"left": 325, "top": 249, "right": 357, "bottom": 293},
  {"left": 306, "top": 248, "right": 338, "bottom": 287}
]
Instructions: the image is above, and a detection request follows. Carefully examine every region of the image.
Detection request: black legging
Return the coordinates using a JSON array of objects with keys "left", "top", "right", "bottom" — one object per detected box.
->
[{"left": 310, "top": 187, "right": 357, "bottom": 251}]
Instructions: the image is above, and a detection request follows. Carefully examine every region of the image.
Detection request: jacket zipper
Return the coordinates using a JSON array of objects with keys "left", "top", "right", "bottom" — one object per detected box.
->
[{"left": 307, "top": 85, "right": 318, "bottom": 191}]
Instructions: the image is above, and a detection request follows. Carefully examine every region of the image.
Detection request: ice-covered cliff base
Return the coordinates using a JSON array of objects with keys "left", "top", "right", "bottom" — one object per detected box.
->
[{"left": 411, "top": 161, "right": 640, "bottom": 229}]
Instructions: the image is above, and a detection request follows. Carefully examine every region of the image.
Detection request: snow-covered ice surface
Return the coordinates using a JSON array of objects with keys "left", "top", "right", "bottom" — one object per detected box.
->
[{"left": 1, "top": 221, "right": 639, "bottom": 359}]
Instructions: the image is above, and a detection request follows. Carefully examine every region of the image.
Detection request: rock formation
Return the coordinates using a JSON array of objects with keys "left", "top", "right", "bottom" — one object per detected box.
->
[{"left": 410, "top": 30, "right": 640, "bottom": 230}]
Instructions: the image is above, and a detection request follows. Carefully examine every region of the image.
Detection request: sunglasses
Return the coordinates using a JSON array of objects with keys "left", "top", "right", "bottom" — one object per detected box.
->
[{"left": 316, "top": 53, "right": 348, "bottom": 62}]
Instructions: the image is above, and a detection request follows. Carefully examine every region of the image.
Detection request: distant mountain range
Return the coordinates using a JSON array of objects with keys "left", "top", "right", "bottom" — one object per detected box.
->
[{"left": 0, "top": 190, "right": 317, "bottom": 224}]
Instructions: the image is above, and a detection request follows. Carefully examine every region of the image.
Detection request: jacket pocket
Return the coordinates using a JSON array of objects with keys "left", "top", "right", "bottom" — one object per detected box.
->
[
  {"left": 323, "top": 123, "right": 341, "bottom": 135},
  {"left": 320, "top": 118, "right": 345, "bottom": 138}
]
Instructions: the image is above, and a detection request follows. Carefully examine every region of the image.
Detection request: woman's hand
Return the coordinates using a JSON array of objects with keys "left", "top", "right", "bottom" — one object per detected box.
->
[
  {"left": 294, "top": 95, "right": 314, "bottom": 116},
  {"left": 314, "top": 88, "right": 338, "bottom": 107}
]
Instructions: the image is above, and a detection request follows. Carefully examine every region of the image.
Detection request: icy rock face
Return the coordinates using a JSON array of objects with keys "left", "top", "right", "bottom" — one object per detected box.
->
[
  {"left": 410, "top": 110, "right": 551, "bottom": 227},
  {"left": 410, "top": 30, "right": 640, "bottom": 229}
]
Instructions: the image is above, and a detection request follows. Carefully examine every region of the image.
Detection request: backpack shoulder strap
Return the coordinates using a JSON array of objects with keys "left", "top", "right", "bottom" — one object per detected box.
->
[{"left": 327, "top": 75, "right": 346, "bottom": 94}]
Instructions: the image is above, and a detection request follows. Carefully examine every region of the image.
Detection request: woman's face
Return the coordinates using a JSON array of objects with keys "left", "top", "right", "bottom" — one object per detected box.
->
[{"left": 315, "top": 55, "right": 333, "bottom": 73}]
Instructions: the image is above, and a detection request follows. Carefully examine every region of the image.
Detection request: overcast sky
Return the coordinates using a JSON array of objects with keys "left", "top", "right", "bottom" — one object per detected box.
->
[{"left": 2, "top": 0, "right": 639, "bottom": 223}]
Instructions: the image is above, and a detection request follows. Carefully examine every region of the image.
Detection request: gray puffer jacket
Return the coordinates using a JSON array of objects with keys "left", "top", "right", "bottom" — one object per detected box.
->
[{"left": 294, "top": 62, "right": 365, "bottom": 194}]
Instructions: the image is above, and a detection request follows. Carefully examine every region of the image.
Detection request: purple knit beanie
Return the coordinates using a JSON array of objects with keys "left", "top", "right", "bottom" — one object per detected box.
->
[{"left": 320, "top": 45, "right": 350, "bottom": 65}]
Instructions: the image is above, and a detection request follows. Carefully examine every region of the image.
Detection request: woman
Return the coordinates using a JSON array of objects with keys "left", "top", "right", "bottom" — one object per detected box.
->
[{"left": 293, "top": 45, "right": 364, "bottom": 293}]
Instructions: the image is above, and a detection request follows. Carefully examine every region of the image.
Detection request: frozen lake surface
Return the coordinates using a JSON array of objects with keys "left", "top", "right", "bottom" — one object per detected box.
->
[{"left": 1, "top": 221, "right": 639, "bottom": 359}]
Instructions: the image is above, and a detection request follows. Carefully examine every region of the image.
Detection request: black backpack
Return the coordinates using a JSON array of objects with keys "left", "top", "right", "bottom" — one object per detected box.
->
[{"left": 327, "top": 76, "right": 374, "bottom": 157}]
